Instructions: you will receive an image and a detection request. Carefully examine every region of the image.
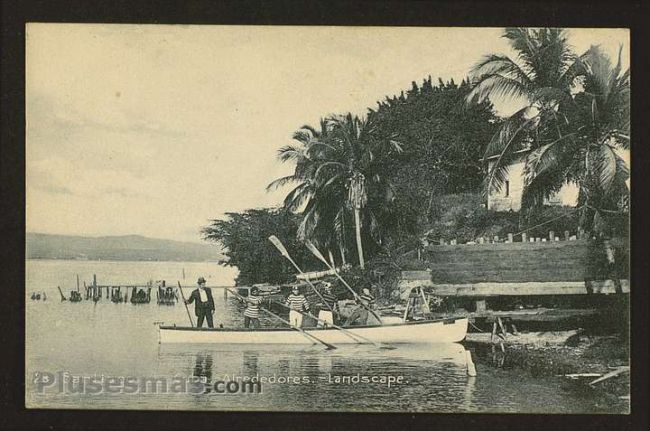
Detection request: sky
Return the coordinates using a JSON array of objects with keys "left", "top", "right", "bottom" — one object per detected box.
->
[{"left": 26, "top": 25, "right": 630, "bottom": 243}]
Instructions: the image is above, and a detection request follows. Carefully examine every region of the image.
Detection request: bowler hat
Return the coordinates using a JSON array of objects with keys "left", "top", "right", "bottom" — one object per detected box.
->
[{"left": 197, "top": 277, "right": 207, "bottom": 285}]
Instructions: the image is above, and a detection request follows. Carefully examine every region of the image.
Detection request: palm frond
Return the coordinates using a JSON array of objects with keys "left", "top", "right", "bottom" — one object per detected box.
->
[
  {"left": 277, "top": 144, "right": 307, "bottom": 163},
  {"left": 469, "top": 74, "right": 531, "bottom": 105},
  {"left": 266, "top": 175, "right": 298, "bottom": 191}
]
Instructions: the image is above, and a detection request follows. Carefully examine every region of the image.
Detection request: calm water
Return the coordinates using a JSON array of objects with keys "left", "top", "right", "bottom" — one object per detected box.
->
[{"left": 26, "top": 260, "right": 616, "bottom": 413}]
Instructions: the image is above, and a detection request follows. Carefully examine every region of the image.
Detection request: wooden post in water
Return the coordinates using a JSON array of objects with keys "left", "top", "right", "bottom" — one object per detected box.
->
[
  {"left": 76, "top": 274, "right": 80, "bottom": 292},
  {"left": 549, "top": 231, "right": 555, "bottom": 241}
]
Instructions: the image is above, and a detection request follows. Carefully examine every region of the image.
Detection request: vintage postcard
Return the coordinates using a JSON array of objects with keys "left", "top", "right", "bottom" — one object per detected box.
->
[{"left": 25, "top": 24, "right": 630, "bottom": 413}]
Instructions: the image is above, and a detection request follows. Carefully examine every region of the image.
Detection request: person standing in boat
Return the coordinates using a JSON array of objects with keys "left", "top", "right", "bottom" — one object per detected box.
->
[
  {"left": 344, "top": 287, "right": 376, "bottom": 326},
  {"left": 244, "top": 287, "right": 262, "bottom": 329},
  {"left": 317, "top": 282, "right": 338, "bottom": 328},
  {"left": 285, "top": 285, "right": 309, "bottom": 328},
  {"left": 185, "top": 277, "right": 215, "bottom": 328}
]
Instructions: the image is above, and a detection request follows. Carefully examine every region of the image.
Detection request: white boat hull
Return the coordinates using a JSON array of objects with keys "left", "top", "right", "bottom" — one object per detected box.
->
[{"left": 159, "top": 317, "right": 468, "bottom": 345}]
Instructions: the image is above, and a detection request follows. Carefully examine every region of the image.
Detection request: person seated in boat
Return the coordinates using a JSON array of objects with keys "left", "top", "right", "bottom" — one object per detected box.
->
[
  {"left": 344, "top": 287, "right": 376, "bottom": 326},
  {"left": 185, "top": 277, "right": 215, "bottom": 328},
  {"left": 316, "top": 282, "right": 338, "bottom": 328},
  {"left": 285, "top": 285, "right": 309, "bottom": 328},
  {"left": 243, "top": 287, "right": 263, "bottom": 329}
]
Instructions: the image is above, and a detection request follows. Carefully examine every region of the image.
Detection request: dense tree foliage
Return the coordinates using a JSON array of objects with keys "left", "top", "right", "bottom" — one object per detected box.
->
[
  {"left": 201, "top": 208, "right": 322, "bottom": 285},
  {"left": 367, "top": 78, "right": 498, "bottom": 245}
]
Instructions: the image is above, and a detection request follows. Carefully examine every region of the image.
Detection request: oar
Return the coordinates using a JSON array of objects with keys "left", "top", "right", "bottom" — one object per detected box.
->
[
  {"left": 177, "top": 281, "right": 195, "bottom": 327},
  {"left": 305, "top": 240, "right": 384, "bottom": 325},
  {"left": 268, "top": 236, "right": 392, "bottom": 349},
  {"left": 270, "top": 298, "right": 394, "bottom": 349},
  {"left": 268, "top": 235, "right": 334, "bottom": 314},
  {"left": 226, "top": 288, "right": 336, "bottom": 350}
]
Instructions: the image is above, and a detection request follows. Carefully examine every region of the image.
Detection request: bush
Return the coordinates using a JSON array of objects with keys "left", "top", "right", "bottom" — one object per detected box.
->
[{"left": 423, "top": 193, "right": 519, "bottom": 243}]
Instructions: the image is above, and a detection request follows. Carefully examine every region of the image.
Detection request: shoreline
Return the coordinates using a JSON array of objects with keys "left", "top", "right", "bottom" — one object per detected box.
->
[{"left": 464, "top": 330, "right": 630, "bottom": 413}]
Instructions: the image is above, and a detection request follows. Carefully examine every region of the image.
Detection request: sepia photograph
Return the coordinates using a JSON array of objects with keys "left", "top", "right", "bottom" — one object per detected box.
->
[{"left": 24, "top": 24, "right": 630, "bottom": 414}]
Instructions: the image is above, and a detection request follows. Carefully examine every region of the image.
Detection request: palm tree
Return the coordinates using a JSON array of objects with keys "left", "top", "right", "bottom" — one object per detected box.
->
[
  {"left": 269, "top": 113, "right": 402, "bottom": 269},
  {"left": 467, "top": 28, "right": 579, "bottom": 196},
  {"left": 467, "top": 28, "right": 629, "bottom": 233},
  {"left": 540, "top": 46, "right": 629, "bottom": 233}
]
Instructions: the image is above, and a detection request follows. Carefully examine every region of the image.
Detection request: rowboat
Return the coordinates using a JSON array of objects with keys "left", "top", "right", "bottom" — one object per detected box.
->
[{"left": 158, "top": 317, "right": 468, "bottom": 345}]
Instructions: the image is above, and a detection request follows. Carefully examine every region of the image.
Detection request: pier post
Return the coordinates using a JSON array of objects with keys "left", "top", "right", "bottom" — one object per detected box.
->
[{"left": 549, "top": 231, "right": 555, "bottom": 241}]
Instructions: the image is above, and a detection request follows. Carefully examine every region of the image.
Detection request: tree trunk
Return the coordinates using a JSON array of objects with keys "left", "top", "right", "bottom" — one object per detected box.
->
[
  {"left": 338, "top": 242, "right": 347, "bottom": 265},
  {"left": 354, "top": 207, "right": 365, "bottom": 269}
]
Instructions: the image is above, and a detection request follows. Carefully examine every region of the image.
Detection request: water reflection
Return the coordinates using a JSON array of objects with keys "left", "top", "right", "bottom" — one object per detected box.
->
[
  {"left": 193, "top": 353, "right": 213, "bottom": 385},
  {"left": 242, "top": 351, "right": 259, "bottom": 376}
]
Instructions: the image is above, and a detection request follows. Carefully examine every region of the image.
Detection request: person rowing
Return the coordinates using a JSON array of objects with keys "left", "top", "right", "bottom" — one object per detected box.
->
[
  {"left": 285, "top": 285, "right": 310, "bottom": 328},
  {"left": 316, "top": 282, "right": 338, "bottom": 328},
  {"left": 243, "top": 287, "right": 263, "bottom": 329},
  {"left": 344, "top": 287, "right": 377, "bottom": 326}
]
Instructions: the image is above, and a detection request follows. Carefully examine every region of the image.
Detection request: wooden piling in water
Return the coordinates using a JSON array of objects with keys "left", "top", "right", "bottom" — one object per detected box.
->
[{"left": 549, "top": 231, "right": 555, "bottom": 241}]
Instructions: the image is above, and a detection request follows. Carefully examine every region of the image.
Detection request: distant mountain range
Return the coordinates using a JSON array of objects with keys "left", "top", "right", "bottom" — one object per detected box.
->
[{"left": 26, "top": 233, "right": 224, "bottom": 262}]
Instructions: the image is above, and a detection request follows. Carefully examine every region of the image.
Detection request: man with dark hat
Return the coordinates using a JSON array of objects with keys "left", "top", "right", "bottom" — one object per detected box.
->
[{"left": 185, "top": 277, "right": 215, "bottom": 328}]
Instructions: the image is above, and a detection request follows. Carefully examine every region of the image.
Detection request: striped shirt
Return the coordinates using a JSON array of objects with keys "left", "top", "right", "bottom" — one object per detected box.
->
[
  {"left": 359, "top": 292, "right": 375, "bottom": 308},
  {"left": 285, "top": 293, "right": 309, "bottom": 311},
  {"left": 244, "top": 295, "right": 263, "bottom": 318},
  {"left": 320, "top": 291, "right": 338, "bottom": 311}
]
